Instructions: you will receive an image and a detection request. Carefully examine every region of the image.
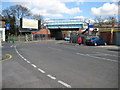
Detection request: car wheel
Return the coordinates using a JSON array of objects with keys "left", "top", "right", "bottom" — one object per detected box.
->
[
  {"left": 104, "top": 42, "right": 107, "bottom": 46},
  {"left": 94, "top": 43, "right": 97, "bottom": 46}
]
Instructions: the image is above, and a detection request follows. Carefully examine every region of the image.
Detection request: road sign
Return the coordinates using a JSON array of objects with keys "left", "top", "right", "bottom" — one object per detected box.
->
[
  {"left": 6, "top": 24, "right": 10, "bottom": 30},
  {"left": 88, "top": 25, "right": 94, "bottom": 28}
]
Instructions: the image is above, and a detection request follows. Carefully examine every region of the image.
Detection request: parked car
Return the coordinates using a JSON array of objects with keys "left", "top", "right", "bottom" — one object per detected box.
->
[
  {"left": 64, "top": 36, "right": 70, "bottom": 41},
  {"left": 86, "top": 37, "right": 107, "bottom": 46}
]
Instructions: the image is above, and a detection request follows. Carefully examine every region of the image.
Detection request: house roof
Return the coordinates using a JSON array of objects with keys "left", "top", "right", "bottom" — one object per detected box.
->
[{"left": 32, "top": 29, "right": 50, "bottom": 34}]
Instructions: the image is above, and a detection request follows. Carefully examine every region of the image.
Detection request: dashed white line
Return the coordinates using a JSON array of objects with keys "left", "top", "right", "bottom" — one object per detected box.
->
[
  {"left": 31, "top": 64, "right": 37, "bottom": 68},
  {"left": 38, "top": 68, "right": 46, "bottom": 73},
  {"left": 21, "top": 56, "right": 25, "bottom": 59},
  {"left": 15, "top": 46, "right": 23, "bottom": 58},
  {"left": 10, "top": 45, "right": 14, "bottom": 47},
  {"left": 23, "top": 58, "right": 27, "bottom": 61},
  {"left": 47, "top": 74, "right": 56, "bottom": 80},
  {"left": 15, "top": 44, "right": 72, "bottom": 88},
  {"left": 94, "top": 52, "right": 119, "bottom": 57},
  {"left": 86, "top": 54, "right": 118, "bottom": 62},
  {"left": 58, "top": 80, "right": 71, "bottom": 88},
  {"left": 27, "top": 61, "right": 31, "bottom": 64},
  {"left": 15, "top": 45, "right": 30, "bottom": 63},
  {"left": 76, "top": 53, "right": 118, "bottom": 63},
  {"left": 76, "top": 53, "right": 86, "bottom": 56}
]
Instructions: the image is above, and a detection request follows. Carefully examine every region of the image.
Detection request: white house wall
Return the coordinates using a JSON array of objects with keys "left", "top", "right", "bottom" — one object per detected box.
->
[{"left": 0, "top": 28, "right": 5, "bottom": 41}]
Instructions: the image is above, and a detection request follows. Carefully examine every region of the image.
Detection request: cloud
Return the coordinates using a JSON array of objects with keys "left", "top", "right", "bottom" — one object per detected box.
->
[
  {"left": 8, "top": 0, "right": 82, "bottom": 18},
  {"left": 91, "top": 3, "right": 118, "bottom": 16},
  {"left": 74, "top": 16, "right": 85, "bottom": 20},
  {"left": 74, "top": 16, "right": 95, "bottom": 24},
  {"left": 103, "top": 19, "right": 111, "bottom": 22},
  {"left": 60, "top": 0, "right": 76, "bottom": 2},
  {"left": 85, "top": 18, "right": 95, "bottom": 24}
]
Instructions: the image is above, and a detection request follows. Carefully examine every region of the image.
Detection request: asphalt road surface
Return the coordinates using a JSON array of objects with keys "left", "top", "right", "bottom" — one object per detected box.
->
[{"left": 2, "top": 40, "right": 118, "bottom": 88}]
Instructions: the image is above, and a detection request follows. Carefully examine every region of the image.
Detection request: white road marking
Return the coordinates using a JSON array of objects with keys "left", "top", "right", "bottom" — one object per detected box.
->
[
  {"left": 21, "top": 56, "right": 25, "bottom": 59},
  {"left": 27, "top": 61, "right": 31, "bottom": 64},
  {"left": 76, "top": 53, "right": 118, "bottom": 63},
  {"left": 10, "top": 45, "right": 14, "bottom": 47},
  {"left": 15, "top": 44, "right": 72, "bottom": 88},
  {"left": 94, "top": 52, "right": 119, "bottom": 57},
  {"left": 38, "top": 68, "right": 45, "bottom": 73},
  {"left": 47, "top": 74, "right": 56, "bottom": 80},
  {"left": 15, "top": 45, "right": 31, "bottom": 63},
  {"left": 31, "top": 64, "right": 37, "bottom": 68},
  {"left": 86, "top": 54, "right": 118, "bottom": 62},
  {"left": 76, "top": 53, "right": 86, "bottom": 56},
  {"left": 15, "top": 46, "right": 23, "bottom": 57},
  {"left": 58, "top": 80, "right": 71, "bottom": 88},
  {"left": 24, "top": 58, "right": 27, "bottom": 61}
]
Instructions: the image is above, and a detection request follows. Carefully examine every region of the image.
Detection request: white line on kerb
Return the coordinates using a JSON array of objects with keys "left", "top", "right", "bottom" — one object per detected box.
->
[
  {"left": 47, "top": 74, "right": 56, "bottom": 80},
  {"left": 58, "top": 80, "right": 71, "bottom": 88},
  {"left": 31, "top": 64, "right": 37, "bottom": 68},
  {"left": 38, "top": 68, "right": 45, "bottom": 73}
]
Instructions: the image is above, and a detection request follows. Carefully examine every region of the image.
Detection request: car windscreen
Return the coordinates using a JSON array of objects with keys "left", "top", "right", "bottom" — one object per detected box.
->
[
  {"left": 90, "top": 37, "right": 99, "bottom": 40},
  {"left": 66, "top": 36, "right": 70, "bottom": 38}
]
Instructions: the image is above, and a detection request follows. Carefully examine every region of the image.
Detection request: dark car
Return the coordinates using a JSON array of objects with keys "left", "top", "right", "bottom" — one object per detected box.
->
[{"left": 86, "top": 37, "right": 107, "bottom": 46}]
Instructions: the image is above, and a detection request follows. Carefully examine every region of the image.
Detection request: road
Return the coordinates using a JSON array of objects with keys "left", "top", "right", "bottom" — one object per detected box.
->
[{"left": 2, "top": 40, "right": 118, "bottom": 88}]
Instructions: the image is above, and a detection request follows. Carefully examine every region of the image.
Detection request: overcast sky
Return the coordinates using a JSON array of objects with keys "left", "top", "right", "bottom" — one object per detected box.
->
[{"left": 1, "top": 0, "right": 119, "bottom": 21}]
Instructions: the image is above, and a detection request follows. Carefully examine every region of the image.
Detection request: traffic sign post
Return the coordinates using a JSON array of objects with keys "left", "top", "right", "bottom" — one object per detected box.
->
[
  {"left": 88, "top": 24, "right": 94, "bottom": 35},
  {"left": 5, "top": 24, "right": 10, "bottom": 30},
  {"left": 88, "top": 25, "right": 94, "bottom": 28}
]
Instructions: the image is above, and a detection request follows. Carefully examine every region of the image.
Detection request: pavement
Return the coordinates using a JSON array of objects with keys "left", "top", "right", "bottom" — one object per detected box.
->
[{"left": 57, "top": 40, "right": 119, "bottom": 48}]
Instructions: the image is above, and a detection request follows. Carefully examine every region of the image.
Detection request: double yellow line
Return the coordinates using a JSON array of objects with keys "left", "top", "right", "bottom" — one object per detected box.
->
[{"left": 0, "top": 54, "right": 12, "bottom": 62}]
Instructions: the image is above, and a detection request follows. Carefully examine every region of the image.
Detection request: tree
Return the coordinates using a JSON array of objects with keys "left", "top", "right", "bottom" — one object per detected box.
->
[
  {"left": 2, "top": 5, "right": 31, "bottom": 35},
  {"left": 94, "top": 16, "right": 104, "bottom": 26},
  {"left": 94, "top": 15, "right": 118, "bottom": 26},
  {"left": 31, "top": 14, "right": 43, "bottom": 20},
  {"left": 31, "top": 14, "right": 44, "bottom": 30},
  {"left": 2, "top": 9, "right": 16, "bottom": 35},
  {"left": 10, "top": 5, "right": 31, "bottom": 19},
  {"left": 105, "top": 16, "right": 118, "bottom": 25}
]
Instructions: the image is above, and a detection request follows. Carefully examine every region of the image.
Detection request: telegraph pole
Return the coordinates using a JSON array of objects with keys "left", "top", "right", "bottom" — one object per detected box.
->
[{"left": 110, "top": 17, "right": 114, "bottom": 44}]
